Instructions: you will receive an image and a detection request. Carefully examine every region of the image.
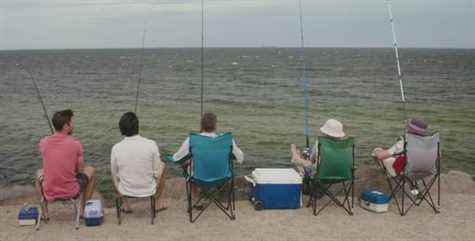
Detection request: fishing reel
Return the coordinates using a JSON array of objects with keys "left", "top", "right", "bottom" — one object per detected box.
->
[{"left": 302, "top": 147, "right": 312, "bottom": 160}]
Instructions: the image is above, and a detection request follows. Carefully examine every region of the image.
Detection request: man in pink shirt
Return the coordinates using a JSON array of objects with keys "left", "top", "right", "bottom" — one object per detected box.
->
[{"left": 35, "top": 109, "right": 95, "bottom": 218}]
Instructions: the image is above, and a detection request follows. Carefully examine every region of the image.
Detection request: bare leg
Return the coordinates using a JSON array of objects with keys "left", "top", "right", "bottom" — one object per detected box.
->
[
  {"left": 290, "top": 144, "right": 302, "bottom": 162},
  {"left": 35, "top": 169, "right": 49, "bottom": 219},
  {"left": 290, "top": 144, "right": 313, "bottom": 167},
  {"left": 154, "top": 167, "right": 167, "bottom": 210},
  {"left": 80, "top": 165, "right": 96, "bottom": 215},
  {"left": 121, "top": 198, "right": 131, "bottom": 212},
  {"left": 192, "top": 185, "right": 199, "bottom": 199}
]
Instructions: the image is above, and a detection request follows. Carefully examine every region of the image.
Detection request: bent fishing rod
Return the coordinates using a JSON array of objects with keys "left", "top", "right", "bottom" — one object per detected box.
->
[
  {"left": 385, "top": 0, "right": 408, "bottom": 123},
  {"left": 17, "top": 63, "right": 54, "bottom": 134}
]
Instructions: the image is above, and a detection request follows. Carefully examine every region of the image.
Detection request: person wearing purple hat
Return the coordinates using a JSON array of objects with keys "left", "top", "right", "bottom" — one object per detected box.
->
[{"left": 372, "top": 118, "right": 429, "bottom": 177}]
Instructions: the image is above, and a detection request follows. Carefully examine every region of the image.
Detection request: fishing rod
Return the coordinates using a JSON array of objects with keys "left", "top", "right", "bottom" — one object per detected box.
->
[
  {"left": 134, "top": 21, "right": 147, "bottom": 114},
  {"left": 17, "top": 64, "right": 54, "bottom": 134},
  {"left": 298, "top": 0, "right": 310, "bottom": 149},
  {"left": 385, "top": 0, "right": 407, "bottom": 123},
  {"left": 200, "top": 0, "right": 205, "bottom": 117}
]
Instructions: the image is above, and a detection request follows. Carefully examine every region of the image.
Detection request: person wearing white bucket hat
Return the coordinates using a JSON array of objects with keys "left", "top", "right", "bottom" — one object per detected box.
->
[{"left": 290, "top": 119, "right": 346, "bottom": 176}]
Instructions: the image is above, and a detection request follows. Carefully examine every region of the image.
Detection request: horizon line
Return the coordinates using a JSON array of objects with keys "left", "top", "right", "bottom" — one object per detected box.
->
[{"left": 1, "top": 46, "right": 474, "bottom": 52}]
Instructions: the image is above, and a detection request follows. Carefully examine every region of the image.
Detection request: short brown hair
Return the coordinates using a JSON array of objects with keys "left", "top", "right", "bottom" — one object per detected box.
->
[
  {"left": 52, "top": 109, "right": 74, "bottom": 131},
  {"left": 200, "top": 112, "right": 217, "bottom": 132}
]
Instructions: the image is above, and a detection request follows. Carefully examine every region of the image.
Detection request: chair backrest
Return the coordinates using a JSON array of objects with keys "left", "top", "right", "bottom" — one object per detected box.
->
[
  {"left": 189, "top": 132, "right": 233, "bottom": 185},
  {"left": 316, "top": 136, "right": 354, "bottom": 182},
  {"left": 405, "top": 132, "right": 439, "bottom": 178}
]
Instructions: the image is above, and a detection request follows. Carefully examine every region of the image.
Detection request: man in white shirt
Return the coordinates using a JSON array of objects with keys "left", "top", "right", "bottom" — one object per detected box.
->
[{"left": 111, "top": 112, "right": 166, "bottom": 212}]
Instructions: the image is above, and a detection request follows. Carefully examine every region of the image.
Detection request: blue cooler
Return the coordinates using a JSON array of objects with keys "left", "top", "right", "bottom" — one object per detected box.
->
[
  {"left": 360, "top": 190, "right": 390, "bottom": 213},
  {"left": 18, "top": 205, "right": 39, "bottom": 226},
  {"left": 247, "top": 168, "right": 302, "bottom": 210},
  {"left": 84, "top": 200, "right": 103, "bottom": 226}
]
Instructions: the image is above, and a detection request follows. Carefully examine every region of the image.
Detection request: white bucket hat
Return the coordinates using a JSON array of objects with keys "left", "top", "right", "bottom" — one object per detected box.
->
[{"left": 320, "top": 119, "right": 345, "bottom": 138}]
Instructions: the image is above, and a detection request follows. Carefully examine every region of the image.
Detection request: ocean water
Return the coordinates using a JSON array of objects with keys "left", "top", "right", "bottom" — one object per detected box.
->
[{"left": 0, "top": 48, "right": 474, "bottom": 187}]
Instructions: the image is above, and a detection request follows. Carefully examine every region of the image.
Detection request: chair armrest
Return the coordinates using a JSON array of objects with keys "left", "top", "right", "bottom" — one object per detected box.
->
[{"left": 163, "top": 154, "right": 191, "bottom": 165}]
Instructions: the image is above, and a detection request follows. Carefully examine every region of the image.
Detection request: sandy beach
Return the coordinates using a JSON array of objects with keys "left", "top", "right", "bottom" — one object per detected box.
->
[{"left": 1, "top": 170, "right": 474, "bottom": 241}]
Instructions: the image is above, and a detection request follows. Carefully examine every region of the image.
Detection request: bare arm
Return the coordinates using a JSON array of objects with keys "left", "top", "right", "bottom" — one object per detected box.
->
[
  {"left": 172, "top": 137, "right": 191, "bottom": 162},
  {"left": 232, "top": 139, "right": 244, "bottom": 164},
  {"left": 77, "top": 142, "right": 85, "bottom": 173},
  {"left": 110, "top": 147, "right": 120, "bottom": 193},
  {"left": 153, "top": 142, "right": 165, "bottom": 178},
  {"left": 374, "top": 149, "right": 393, "bottom": 161}
]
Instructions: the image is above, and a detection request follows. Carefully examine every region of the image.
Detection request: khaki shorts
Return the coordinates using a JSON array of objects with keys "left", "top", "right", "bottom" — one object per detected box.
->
[{"left": 37, "top": 169, "right": 89, "bottom": 194}]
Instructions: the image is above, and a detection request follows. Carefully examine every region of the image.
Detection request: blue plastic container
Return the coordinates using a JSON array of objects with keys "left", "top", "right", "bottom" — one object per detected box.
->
[
  {"left": 248, "top": 168, "right": 302, "bottom": 210},
  {"left": 360, "top": 190, "right": 390, "bottom": 213},
  {"left": 18, "top": 206, "right": 39, "bottom": 225}
]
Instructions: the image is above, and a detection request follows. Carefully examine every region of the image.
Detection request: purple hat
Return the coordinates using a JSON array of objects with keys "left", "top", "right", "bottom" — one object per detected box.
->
[{"left": 406, "top": 118, "right": 428, "bottom": 136}]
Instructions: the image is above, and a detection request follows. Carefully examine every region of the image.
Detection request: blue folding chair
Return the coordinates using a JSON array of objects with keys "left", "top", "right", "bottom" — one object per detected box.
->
[{"left": 182, "top": 132, "right": 236, "bottom": 223}]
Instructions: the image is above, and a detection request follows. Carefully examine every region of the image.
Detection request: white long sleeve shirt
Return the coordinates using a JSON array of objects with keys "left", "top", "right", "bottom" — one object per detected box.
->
[
  {"left": 111, "top": 135, "right": 165, "bottom": 197},
  {"left": 173, "top": 132, "right": 244, "bottom": 164}
]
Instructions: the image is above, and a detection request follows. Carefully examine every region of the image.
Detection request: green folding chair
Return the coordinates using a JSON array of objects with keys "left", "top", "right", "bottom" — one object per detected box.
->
[
  {"left": 309, "top": 136, "right": 356, "bottom": 216},
  {"left": 177, "top": 132, "right": 236, "bottom": 223}
]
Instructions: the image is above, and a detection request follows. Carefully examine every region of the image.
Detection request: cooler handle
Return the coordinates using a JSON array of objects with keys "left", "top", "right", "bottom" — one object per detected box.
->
[{"left": 244, "top": 175, "right": 256, "bottom": 186}]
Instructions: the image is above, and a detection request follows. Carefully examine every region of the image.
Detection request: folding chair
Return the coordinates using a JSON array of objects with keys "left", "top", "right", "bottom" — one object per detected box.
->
[
  {"left": 115, "top": 194, "right": 156, "bottom": 225},
  {"left": 378, "top": 133, "right": 440, "bottom": 216},
  {"left": 38, "top": 179, "right": 81, "bottom": 230},
  {"left": 184, "top": 132, "right": 236, "bottom": 223},
  {"left": 309, "top": 136, "right": 355, "bottom": 216}
]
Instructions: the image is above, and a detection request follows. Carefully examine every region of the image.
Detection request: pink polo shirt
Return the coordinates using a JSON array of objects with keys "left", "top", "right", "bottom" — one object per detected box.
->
[{"left": 39, "top": 133, "right": 84, "bottom": 201}]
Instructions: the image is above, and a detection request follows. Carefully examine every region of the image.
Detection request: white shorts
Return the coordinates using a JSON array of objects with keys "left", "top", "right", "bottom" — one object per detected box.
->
[{"left": 382, "top": 157, "right": 397, "bottom": 177}]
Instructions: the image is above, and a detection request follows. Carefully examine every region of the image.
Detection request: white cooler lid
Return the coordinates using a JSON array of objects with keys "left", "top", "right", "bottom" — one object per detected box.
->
[{"left": 251, "top": 168, "right": 302, "bottom": 184}]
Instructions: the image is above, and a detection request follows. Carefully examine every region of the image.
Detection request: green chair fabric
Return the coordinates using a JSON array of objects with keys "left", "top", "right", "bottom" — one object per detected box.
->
[
  {"left": 316, "top": 136, "right": 354, "bottom": 183},
  {"left": 189, "top": 132, "right": 233, "bottom": 188},
  {"left": 310, "top": 136, "right": 355, "bottom": 216}
]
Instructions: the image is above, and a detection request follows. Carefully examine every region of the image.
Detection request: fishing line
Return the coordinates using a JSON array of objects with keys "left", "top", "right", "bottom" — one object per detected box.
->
[
  {"left": 134, "top": 20, "right": 147, "bottom": 114},
  {"left": 385, "top": 0, "right": 408, "bottom": 124},
  {"left": 298, "top": 0, "right": 310, "bottom": 148},
  {"left": 17, "top": 64, "right": 54, "bottom": 134}
]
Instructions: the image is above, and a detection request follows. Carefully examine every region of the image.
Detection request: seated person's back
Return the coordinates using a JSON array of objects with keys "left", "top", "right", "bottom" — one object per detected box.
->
[
  {"left": 40, "top": 132, "right": 83, "bottom": 200},
  {"left": 111, "top": 135, "right": 162, "bottom": 197}
]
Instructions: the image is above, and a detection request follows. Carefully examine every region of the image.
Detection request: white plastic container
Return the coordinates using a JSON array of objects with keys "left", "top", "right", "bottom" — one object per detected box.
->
[{"left": 84, "top": 200, "right": 103, "bottom": 226}]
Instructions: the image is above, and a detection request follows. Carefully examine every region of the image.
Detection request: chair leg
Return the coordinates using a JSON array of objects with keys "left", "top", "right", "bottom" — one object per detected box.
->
[
  {"left": 41, "top": 201, "right": 49, "bottom": 224},
  {"left": 312, "top": 184, "right": 319, "bottom": 216},
  {"left": 229, "top": 182, "right": 235, "bottom": 220},
  {"left": 343, "top": 182, "right": 353, "bottom": 216},
  {"left": 401, "top": 178, "right": 406, "bottom": 216},
  {"left": 151, "top": 196, "right": 156, "bottom": 225},
  {"left": 351, "top": 178, "right": 355, "bottom": 209},
  {"left": 437, "top": 171, "right": 441, "bottom": 209},
  {"left": 116, "top": 197, "right": 122, "bottom": 225},
  {"left": 187, "top": 181, "right": 193, "bottom": 223},
  {"left": 74, "top": 199, "right": 80, "bottom": 230}
]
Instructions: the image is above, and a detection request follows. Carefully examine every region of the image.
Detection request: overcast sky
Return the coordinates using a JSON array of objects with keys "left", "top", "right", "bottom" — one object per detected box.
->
[{"left": 0, "top": 0, "right": 474, "bottom": 50}]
